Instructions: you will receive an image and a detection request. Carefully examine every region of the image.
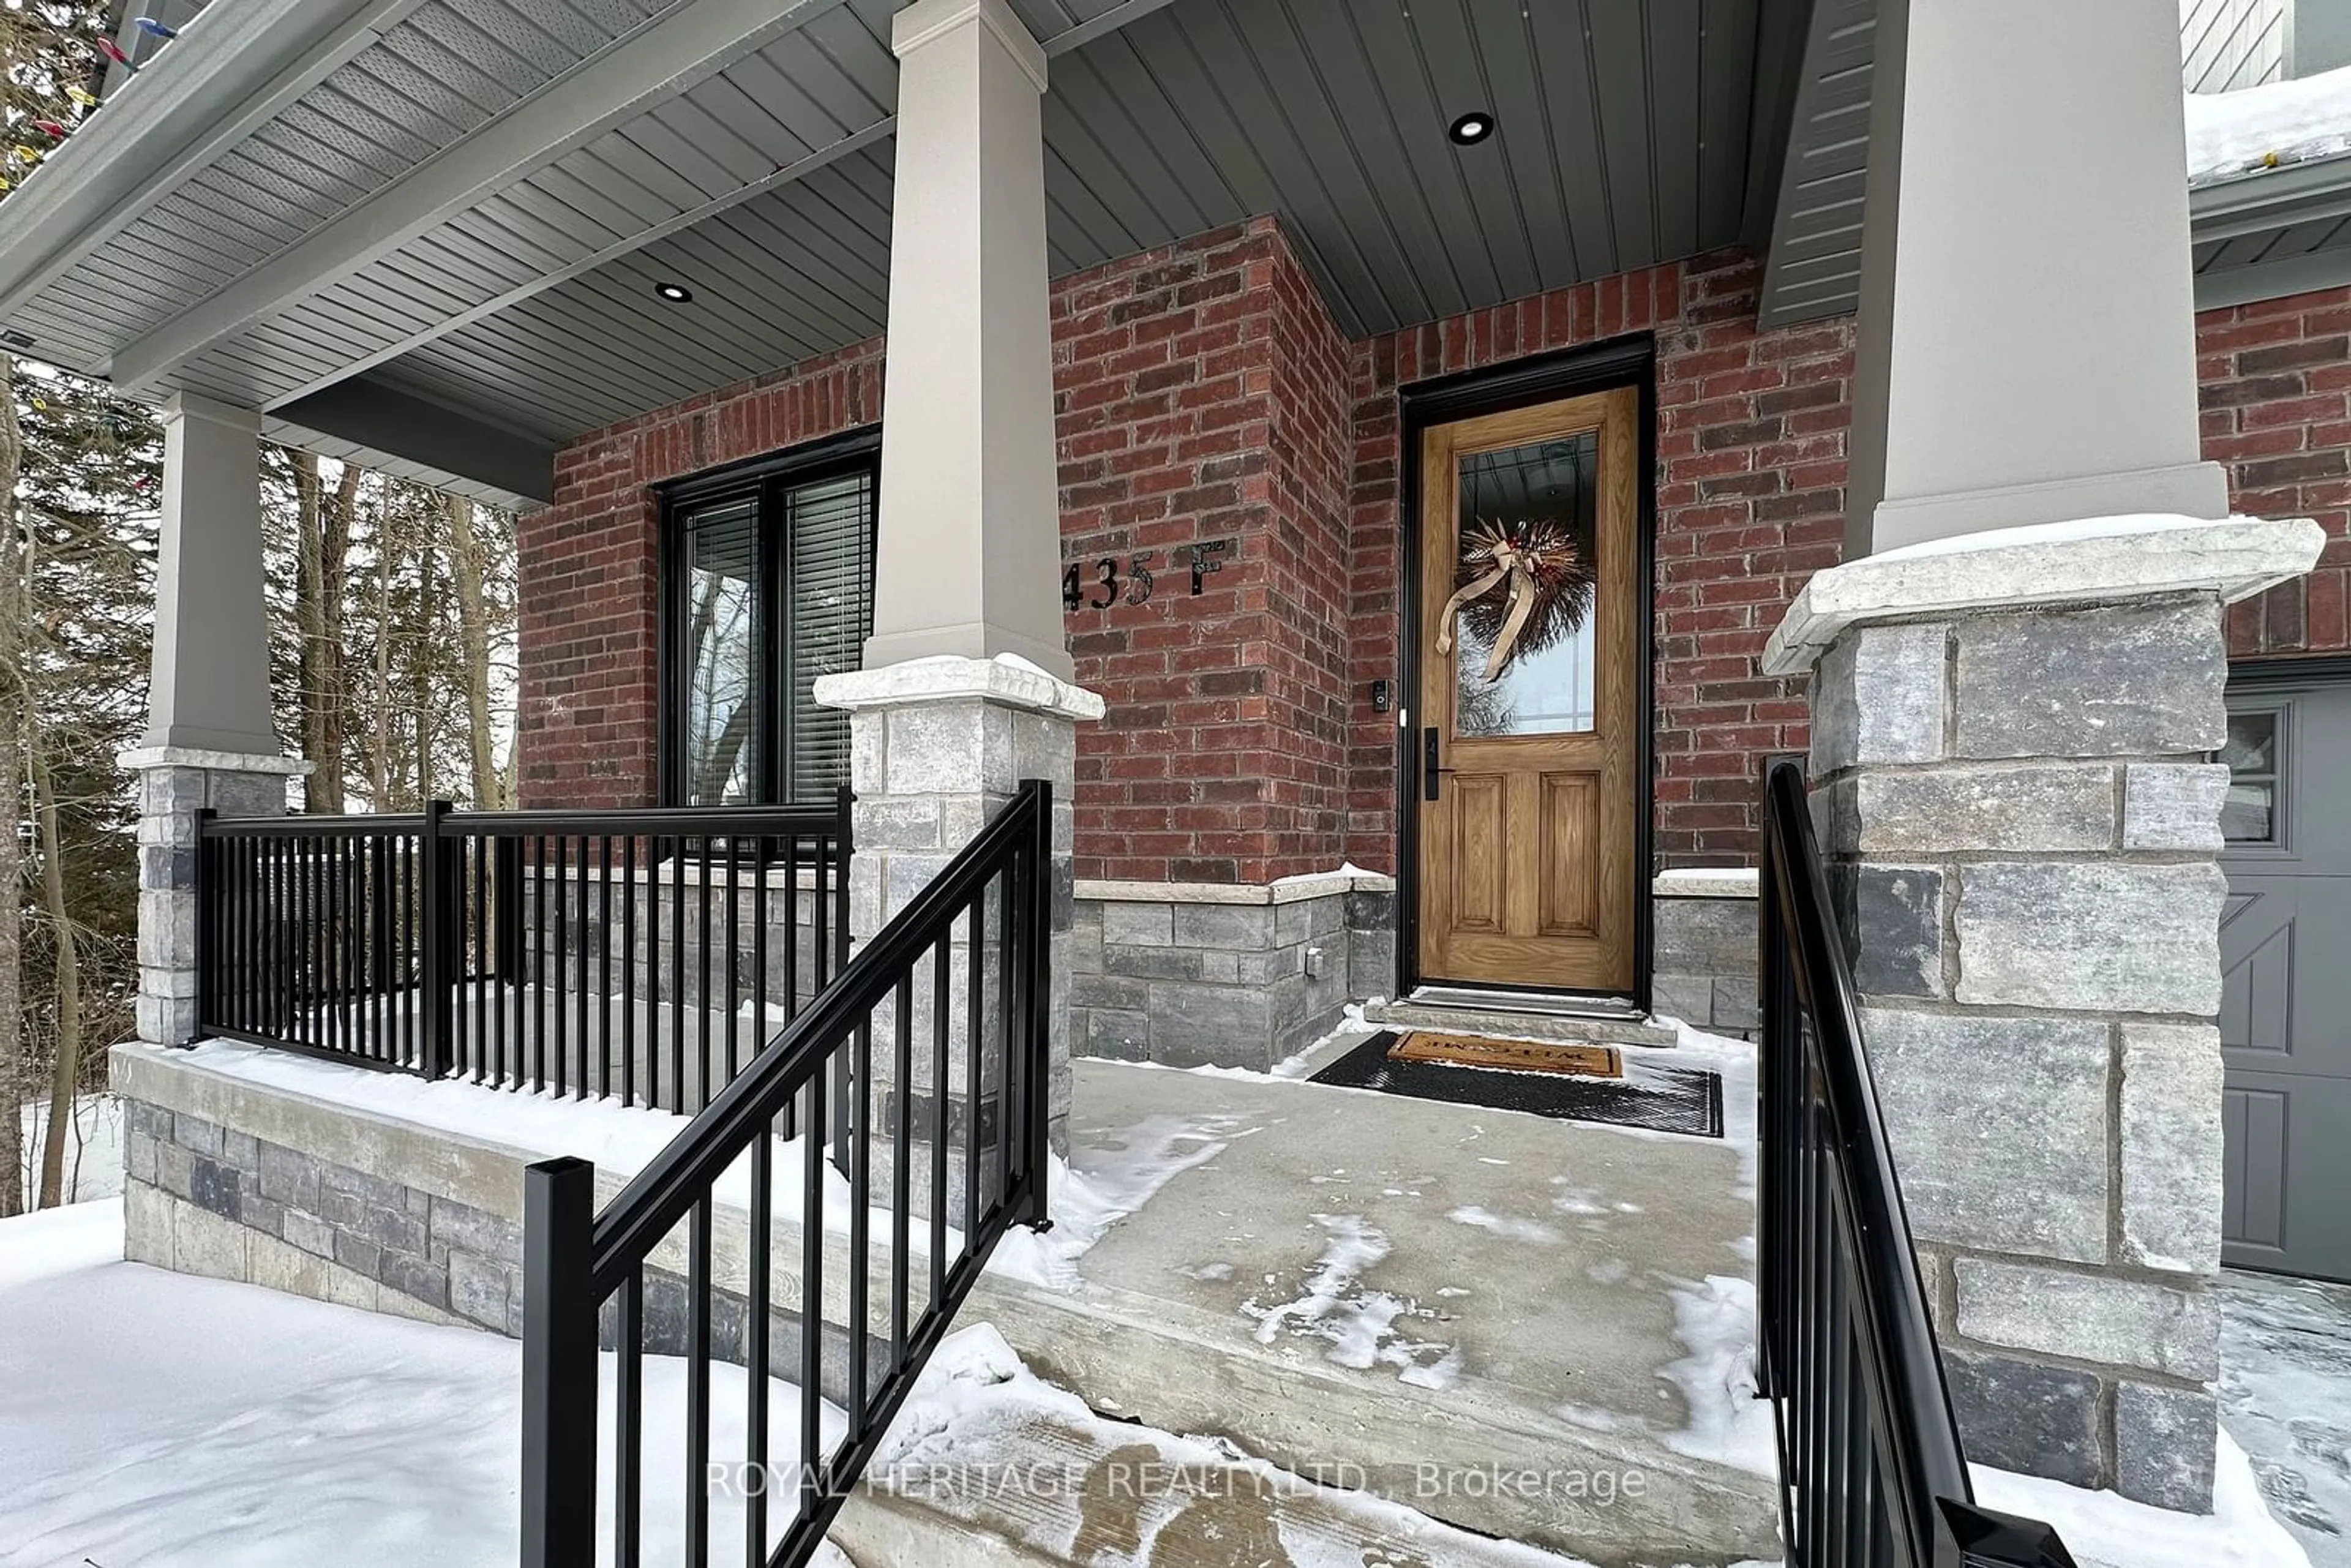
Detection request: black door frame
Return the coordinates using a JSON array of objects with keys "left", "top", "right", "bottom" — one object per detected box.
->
[{"left": 1393, "top": 334, "right": 1659, "bottom": 1007}]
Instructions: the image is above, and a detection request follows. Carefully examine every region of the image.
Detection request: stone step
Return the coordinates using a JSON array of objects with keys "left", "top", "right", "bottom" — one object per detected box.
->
[
  {"left": 1363, "top": 997, "right": 1680, "bottom": 1048},
  {"left": 827, "top": 1326, "right": 1668, "bottom": 1568}
]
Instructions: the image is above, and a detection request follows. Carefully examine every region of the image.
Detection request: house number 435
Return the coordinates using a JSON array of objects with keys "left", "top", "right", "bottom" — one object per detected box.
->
[
  {"left": 1062, "top": 541, "right": 1232, "bottom": 612},
  {"left": 1064, "top": 553, "right": 1155, "bottom": 610}
]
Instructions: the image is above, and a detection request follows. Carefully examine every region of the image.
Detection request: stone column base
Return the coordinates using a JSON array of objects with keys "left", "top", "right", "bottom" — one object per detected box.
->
[
  {"left": 119, "top": 745, "right": 311, "bottom": 1048},
  {"left": 1067, "top": 872, "right": 1396, "bottom": 1070},
  {"left": 816, "top": 656, "right": 1100, "bottom": 1184},
  {"left": 1766, "top": 513, "right": 2322, "bottom": 1514}
]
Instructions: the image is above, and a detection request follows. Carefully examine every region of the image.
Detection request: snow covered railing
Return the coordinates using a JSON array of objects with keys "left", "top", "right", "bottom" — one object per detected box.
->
[
  {"left": 1757, "top": 761, "right": 2077, "bottom": 1568},
  {"left": 519, "top": 779, "right": 1057, "bottom": 1568},
  {"left": 193, "top": 792, "right": 853, "bottom": 1120}
]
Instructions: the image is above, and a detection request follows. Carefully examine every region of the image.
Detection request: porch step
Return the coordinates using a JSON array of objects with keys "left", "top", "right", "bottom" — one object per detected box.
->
[
  {"left": 1364, "top": 994, "right": 1679, "bottom": 1048},
  {"left": 945, "top": 1058, "right": 1782, "bottom": 1567},
  {"left": 827, "top": 1326, "right": 1623, "bottom": 1568}
]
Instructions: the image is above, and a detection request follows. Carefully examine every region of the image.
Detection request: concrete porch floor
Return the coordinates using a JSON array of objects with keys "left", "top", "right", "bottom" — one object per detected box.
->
[{"left": 973, "top": 1032, "right": 1779, "bottom": 1566}]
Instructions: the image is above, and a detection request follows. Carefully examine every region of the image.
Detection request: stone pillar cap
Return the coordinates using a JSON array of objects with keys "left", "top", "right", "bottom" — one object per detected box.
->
[
  {"left": 814, "top": 653, "right": 1106, "bottom": 721},
  {"left": 117, "top": 745, "right": 314, "bottom": 776},
  {"left": 1764, "top": 512, "right": 2325, "bottom": 677}
]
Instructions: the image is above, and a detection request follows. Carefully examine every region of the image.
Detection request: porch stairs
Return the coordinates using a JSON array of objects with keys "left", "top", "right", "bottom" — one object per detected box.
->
[{"left": 830, "top": 1051, "right": 1782, "bottom": 1568}]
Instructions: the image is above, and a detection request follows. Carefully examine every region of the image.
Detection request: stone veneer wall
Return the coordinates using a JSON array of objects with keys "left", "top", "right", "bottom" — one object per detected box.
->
[
  {"left": 1068, "top": 875, "right": 1395, "bottom": 1070},
  {"left": 1651, "top": 872, "right": 1761, "bottom": 1038},
  {"left": 116, "top": 1044, "right": 530, "bottom": 1335},
  {"left": 112, "top": 1043, "right": 877, "bottom": 1386},
  {"left": 1806, "top": 596, "right": 2235, "bottom": 1511}
]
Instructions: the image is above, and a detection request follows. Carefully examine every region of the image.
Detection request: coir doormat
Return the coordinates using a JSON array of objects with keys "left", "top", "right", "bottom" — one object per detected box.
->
[
  {"left": 1311, "top": 1030, "right": 1723, "bottom": 1138},
  {"left": 1387, "top": 1032, "right": 1623, "bottom": 1078}
]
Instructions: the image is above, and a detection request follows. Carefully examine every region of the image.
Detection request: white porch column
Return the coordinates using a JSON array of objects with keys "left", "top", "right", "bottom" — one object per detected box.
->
[
  {"left": 864, "top": 0, "right": 1072, "bottom": 680},
  {"left": 145, "top": 394, "right": 279, "bottom": 754},
  {"left": 1794, "top": 0, "right": 2326, "bottom": 1516},
  {"left": 1847, "top": 0, "right": 2231, "bottom": 555},
  {"left": 122, "top": 394, "right": 306, "bottom": 1047}
]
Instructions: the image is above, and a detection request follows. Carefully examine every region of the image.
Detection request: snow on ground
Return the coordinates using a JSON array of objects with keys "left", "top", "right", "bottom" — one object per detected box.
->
[
  {"left": 17, "top": 1090, "right": 122, "bottom": 1208},
  {"left": 0, "top": 1198, "right": 856, "bottom": 1567},
  {"left": 2186, "top": 64, "right": 2351, "bottom": 184},
  {"left": 2220, "top": 1269, "right": 2351, "bottom": 1567},
  {"left": 1979, "top": 1437, "right": 2308, "bottom": 1568},
  {"left": 0, "top": 1199, "right": 1734, "bottom": 1568}
]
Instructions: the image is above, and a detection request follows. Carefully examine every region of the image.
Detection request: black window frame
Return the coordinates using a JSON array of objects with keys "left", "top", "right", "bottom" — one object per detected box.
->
[{"left": 656, "top": 426, "right": 882, "bottom": 808}]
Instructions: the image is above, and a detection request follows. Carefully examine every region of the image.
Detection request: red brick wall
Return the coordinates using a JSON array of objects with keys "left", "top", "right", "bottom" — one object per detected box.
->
[
  {"left": 2195, "top": 285, "right": 2351, "bottom": 655},
  {"left": 1051, "top": 217, "right": 1357, "bottom": 882},
  {"left": 527, "top": 226, "right": 2340, "bottom": 880},
  {"left": 1344, "top": 251, "right": 1856, "bottom": 870},
  {"left": 519, "top": 340, "right": 885, "bottom": 807}
]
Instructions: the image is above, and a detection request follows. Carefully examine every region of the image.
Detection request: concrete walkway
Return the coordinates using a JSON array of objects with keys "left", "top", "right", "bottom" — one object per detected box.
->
[
  {"left": 2221, "top": 1268, "right": 2351, "bottom": 1567},
  {"left": 983, "top": 1033, "right": 1779, "bottom": 1566}
]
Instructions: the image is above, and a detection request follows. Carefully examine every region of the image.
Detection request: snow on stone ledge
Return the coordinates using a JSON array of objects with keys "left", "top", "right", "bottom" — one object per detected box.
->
[
  {"left": 2186, "top": 65, "right": 2351, "bottom": 186},
  {"left": 1762, "top": 513, "right": 2327, "bottom": 678}
]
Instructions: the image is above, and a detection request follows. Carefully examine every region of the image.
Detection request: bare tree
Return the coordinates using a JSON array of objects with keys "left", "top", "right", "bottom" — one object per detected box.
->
[
  {"left": 0, "top": 356, "right": 26, "bottom": 1217},
  {"left": 292, "top": 452, "right": 358, "bottom": 810},
  {"left": 32, "top": 749, "right": 81, "bottom": 1209},
  {"left": 446, "top": 495, "right": 503, "bottom": 806}
]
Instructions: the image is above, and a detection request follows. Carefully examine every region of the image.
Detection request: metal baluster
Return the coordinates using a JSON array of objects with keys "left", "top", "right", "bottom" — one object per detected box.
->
[
  {"left": 726, "top": 836, "right": 741, "bottom": 1087},
  {"left": 473, "top": 835, "right": 489, "bottom": 1082},
  {"left": 686, "top": 1194, "right": 713, "bottom": 1567},
  {"left": 599, "top": 836, "right": 614, "bottom": 1098},
  {"left": 553, "top": 834, "right": 569, "bottom": 1097},
  {"left": 966, "top": 896, "right": 984, "bottom": 1240},
  {"left": 997, "top": 863, "right": 1015, "bottom": 1214},
  {"left": 574, "top": 835, "right": 591, "bottom": 1099},
  {"left": 849, "top": 1015, "right": 872, "bottom": 1429},
  {"left": 533, "top": 833, "right": 549, "bottom": 1092},
  {"left": 698, "top": 839, "right": 713, "bottom": 1107},
  {"left": 617, "top": 1266, "right": 643, "bottom": 1568},
  {"left": 800, "top": 1056, "right": 827, "bottom": 1528},
  {"left": 892, "top": 972, "right": 913, "bottom": 1375},
  {"left": 931, "top": 937, "right": 950, "bottom": 1313},
  {"left": 746, "top": 1128, "right": 772, "bottom": 1567},
  {"left": 623, "top": 835, "right": 638, "bottom": 1109},
  {"left": 672, "top": 835, "right": 686, "bottom": 1111}
]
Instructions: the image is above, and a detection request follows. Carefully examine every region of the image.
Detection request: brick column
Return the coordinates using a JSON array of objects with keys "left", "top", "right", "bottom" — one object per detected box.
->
[
  {"left": 816, "top": 657, "right": 1098, "bottom": 1211},
  {"left": 120, "top": 746, "right": 311, "bottom": 1047},
  {"left": 1766, "top": 515, "right": 2321, "bottom": 1512}
]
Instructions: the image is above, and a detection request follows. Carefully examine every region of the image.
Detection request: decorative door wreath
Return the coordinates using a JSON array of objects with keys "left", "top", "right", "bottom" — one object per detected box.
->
[{"left": 1434, "top": 516, "right": 1597, "bottom": 681}]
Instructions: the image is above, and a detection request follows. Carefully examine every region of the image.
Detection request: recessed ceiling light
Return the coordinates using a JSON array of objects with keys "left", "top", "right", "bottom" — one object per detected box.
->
[
  {"left": 654, "top": 282, "right": 693, "bottom": 303},
  {"left": 1449, "top": 111, "right": 1496, "bottom": 146},
  {"left": 0, "top": 328, "right": 32, "bottom": 350}
]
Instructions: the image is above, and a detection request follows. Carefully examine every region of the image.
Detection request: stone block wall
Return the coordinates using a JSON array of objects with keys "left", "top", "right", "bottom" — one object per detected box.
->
[
  {"left": 116, "top": 1047, "right": 528, "bottom": 1335},
  {"left": 1651, "top": 871, "right": 1761, "bottom": 1037},
  {"left": 1067, "top": 874, "right": 1395, "bottom": 1071},
  {"left": 1807, "top": 595, "right": 2233, "bottom": 1512},
  {"left": 113, "top": 1043, "right": 882, "bottom": 1396}
]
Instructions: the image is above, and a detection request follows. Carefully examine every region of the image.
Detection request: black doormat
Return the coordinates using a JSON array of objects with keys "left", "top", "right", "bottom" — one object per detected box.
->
[{"left": 1309, "top": 1030, "right": 1723, "bottom": 1138}]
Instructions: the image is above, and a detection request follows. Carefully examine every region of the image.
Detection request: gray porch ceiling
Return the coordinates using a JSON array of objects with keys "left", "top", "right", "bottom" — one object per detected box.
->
[{"left": 0, "top": 0, "right": 1797, "bottom": 508}]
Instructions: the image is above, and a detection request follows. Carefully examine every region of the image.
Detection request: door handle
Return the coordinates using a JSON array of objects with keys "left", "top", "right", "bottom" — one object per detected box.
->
[{"left": 1422, "top": 726, "right": 1451, "bottom": 801}]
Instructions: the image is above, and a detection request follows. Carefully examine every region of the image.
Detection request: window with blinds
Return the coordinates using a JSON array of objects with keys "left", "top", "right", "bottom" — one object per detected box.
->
[{"left": 662, "top": 438, "right": 877, "bottom": 807}]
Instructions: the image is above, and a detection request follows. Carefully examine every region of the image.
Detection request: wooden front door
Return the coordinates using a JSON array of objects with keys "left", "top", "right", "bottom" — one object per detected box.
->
[{"left": 1414, "top": 388, "right": 1640, "bottom": 991}]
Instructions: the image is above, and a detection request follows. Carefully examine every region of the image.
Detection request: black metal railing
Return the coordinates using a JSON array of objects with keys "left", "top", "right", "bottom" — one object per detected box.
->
[
  {"left": 193, "top": 792, "right": 852, "bottom": 1117},
  {"left": 519, "top": 779, "right": 1054, "bottom": 1568},
  {"left": 1758, "top": 760, "right": 2074, "bottom": 1568}
]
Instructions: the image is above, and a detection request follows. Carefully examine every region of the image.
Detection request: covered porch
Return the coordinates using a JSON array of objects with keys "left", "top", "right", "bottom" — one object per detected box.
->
[{"left": 0, "top": 0, "right": 2331, "bottom": 1561}]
